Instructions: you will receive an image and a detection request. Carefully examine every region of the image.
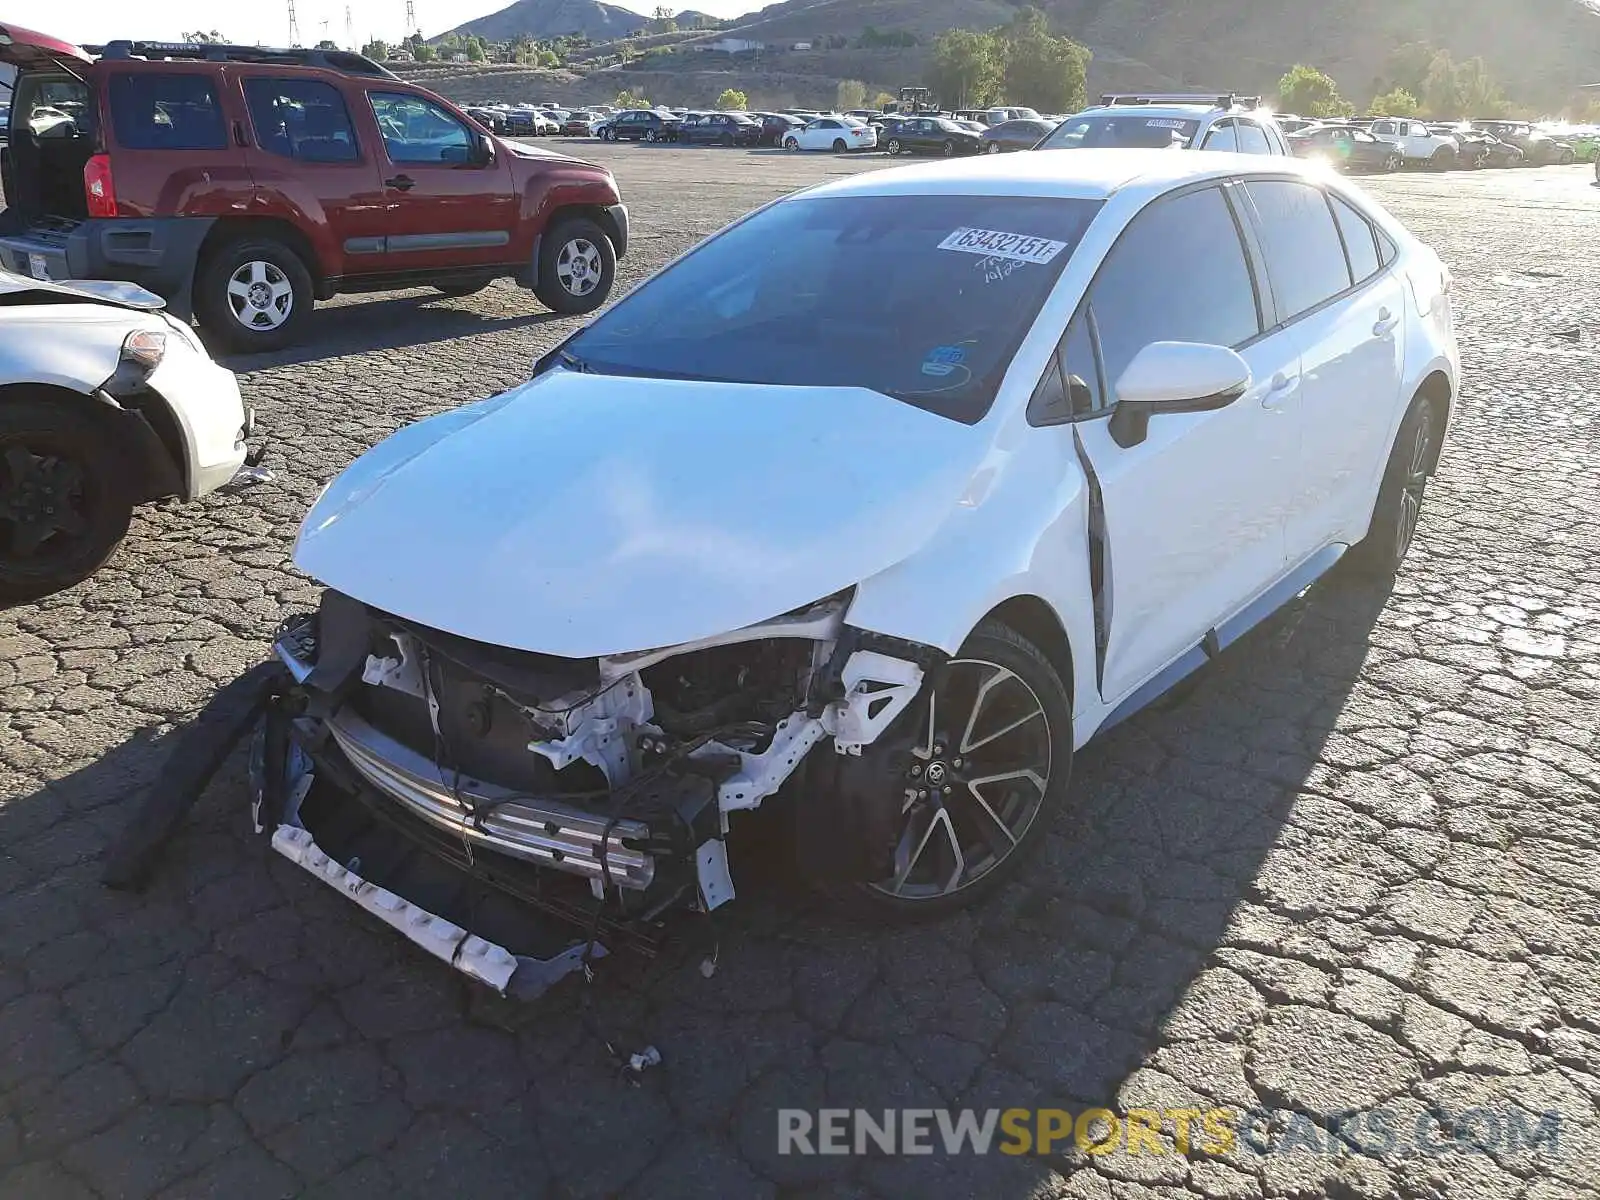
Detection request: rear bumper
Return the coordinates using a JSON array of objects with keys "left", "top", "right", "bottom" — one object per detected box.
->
[{"left": 0, "top": 216, "right": 214, "bottom": 318}]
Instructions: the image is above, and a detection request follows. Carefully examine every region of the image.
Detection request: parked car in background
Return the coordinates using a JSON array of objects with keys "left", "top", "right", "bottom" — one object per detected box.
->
[
  {"left": 1276, "top": 115, "right": 1319, "bottom": 134},
  {"left": 0, "top": 27, "right": 630, "bottom": 350},
  {"left": 599, "top": 108, "right": 680, "bottom": 141},
  {"left": 0, "top": 269, "right": 257, "bottom": 601},
  {"left": 677, "top": 112, "right": 763, "bottom": 146},
  {"left": 1367, "top": 118, "right": 1458, "bottom": 169},
  {"left": 980, "top": 117, "right": 1057, "bottom": 153},
  {"left": 561, "top": 111, "right": 601, "bottom": 136},
  {"left": 953, "top": 108, "right": 994, "bottom": 126},
  {"left": 464, "top": 106, "right": 507, "bottom": 133},
  {"left": 260, "top": 149, "right": 1456, "bottom": 989},
  {"left": 1469, "top": 120, "right": 1574, "bottom": 165},
  {"left": 986, "top": 106, "right": 1042, "bottom": 124},
  {"left": 883, "top": 116, "right": 983, "bottom": 156},
  {"left": 756, "top": 112, "right": 804, "bottom": 146},
  {"left": 782, "top": 116, "right": 877, "bottom": 152},
  {"left": 1033, "top": 94, "right": 1290, "bottom": 155},
  {"left": 1288, "top": 124, "right": 1401, "bottom": 172}
]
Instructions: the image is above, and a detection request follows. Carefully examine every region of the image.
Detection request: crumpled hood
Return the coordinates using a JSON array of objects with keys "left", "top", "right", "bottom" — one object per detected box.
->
[
  {"left": 295, "top": 370, "right": 989, "bottom": 657},
  {"left": 0, "top": 268, "right": 165, "bottom": 310}
]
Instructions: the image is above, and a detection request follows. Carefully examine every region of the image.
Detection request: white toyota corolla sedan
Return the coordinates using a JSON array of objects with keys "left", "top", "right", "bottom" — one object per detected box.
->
[{"left": 258, "top": 151, "right": 1457, "bottom": 994}]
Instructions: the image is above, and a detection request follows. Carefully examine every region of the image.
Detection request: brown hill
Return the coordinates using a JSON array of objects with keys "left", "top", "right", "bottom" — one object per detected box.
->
[
  {"left": 445, "top": 0, "right": 649, "bottom": 42},
  {"left": 711, "top": 0, "right": 1600, "bottom": 107}
]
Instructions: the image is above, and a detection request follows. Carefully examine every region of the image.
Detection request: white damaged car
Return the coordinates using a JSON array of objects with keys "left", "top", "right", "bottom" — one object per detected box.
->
[
  {"left": 1, "top": 270, "right": 259, "bottom": 602},
  {"left": 258, "top": 151, "right": 1457, "bottom": 995}
]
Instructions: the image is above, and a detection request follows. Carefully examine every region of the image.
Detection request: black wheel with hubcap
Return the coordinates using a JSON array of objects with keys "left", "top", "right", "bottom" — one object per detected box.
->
[
  {"left": 829, "top": 619, "right": 1073, "bottom": 920},
  {"left": 194, "top": 236, "right": 314, "bottom": 353},
  {"left": 941, "top": 139, "right": 956, "bottom": 156},
  {"left": 1348, "top": 394, "right": 1440, "bottom": 578},
  {"left": 886, "top": 138, "right": 902, "bottom": 156},
  {"left": 533, "top": 218, "right": 616, "bottom": 315},
  {"left": 0, "top": 398, "right": 133, "bottom": 605}
]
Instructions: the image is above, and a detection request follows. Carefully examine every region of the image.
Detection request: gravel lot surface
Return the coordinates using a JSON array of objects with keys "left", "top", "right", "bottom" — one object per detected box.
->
[{"left": 1, "top": 144, "right": 1598, "bottom": 1200}]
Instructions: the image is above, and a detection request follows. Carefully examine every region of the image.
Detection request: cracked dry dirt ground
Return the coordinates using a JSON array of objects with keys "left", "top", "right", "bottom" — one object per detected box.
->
[{"left": 2, "top": 148, "right": 1599, "bottom": 1200}]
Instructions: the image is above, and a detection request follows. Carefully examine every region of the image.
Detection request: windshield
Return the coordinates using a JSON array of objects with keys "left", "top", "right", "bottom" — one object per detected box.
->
[
  {"left": 559, "top": 194, "right": 1102, "bottom": 423},
  {"left": 1037, "top": 112, "right": 1200, "bottom": 150}
]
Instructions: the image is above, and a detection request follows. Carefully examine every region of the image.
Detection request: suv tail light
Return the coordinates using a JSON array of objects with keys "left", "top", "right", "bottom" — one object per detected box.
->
[{"left": 84, "top": 154, "right": 118, "bottom": 218}]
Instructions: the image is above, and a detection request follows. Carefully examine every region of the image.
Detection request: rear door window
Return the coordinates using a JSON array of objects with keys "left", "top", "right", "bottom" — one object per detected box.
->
[
  {"left": 108, "top": 73, "right": 227, "bottom": 150},
  {"left": 1202, "top": 120, "right": 1239, "bottom": 152},
  {"left": 1236, "top": 121, "right": 1271, "bottom": 154},
  {"left": 245, "top": 78, "right": 359, "bottom": 162},
  {"left": 1243, "top": 179, "right": 1353, "bottom": 319}
]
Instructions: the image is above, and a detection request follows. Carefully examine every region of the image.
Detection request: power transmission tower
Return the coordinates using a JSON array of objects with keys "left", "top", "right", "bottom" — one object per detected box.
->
[
  {"left": 287, "top": 0, "right": 302, "bottom": 46},
  {"left": 405, "top": 0, "right": 420, "bottom": 39},
  {"left": 346, "top": 5, "right": 355, "bottom": 49}
]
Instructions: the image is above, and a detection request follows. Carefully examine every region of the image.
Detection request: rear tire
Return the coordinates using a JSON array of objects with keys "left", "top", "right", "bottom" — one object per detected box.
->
[
  {"left": 820, "top": 619, "right": 1073, "bottom": 922},
  {"left": 194, "top": 236, "right": 314, "bottom": 353},
  {"left": 1347, "top": 394, "right": 1441, "bottom": 579},
  {"left": 0, "top": 398, "right": 134, "bottom": 604},
  {"left": 886, "top": 138, "right": 902, "bottom": 156},
  {"left": 941, "top": 139, "right": 956, "bottom": 156},
  {"left": 533, "top": 218, "right": 615, "bottom": 315},
  {"left": 832, "top": 137, "right": 847, "bottom": 152},
  {"left": 987, "top": 141, "right": 1003, "bottom": 154}
]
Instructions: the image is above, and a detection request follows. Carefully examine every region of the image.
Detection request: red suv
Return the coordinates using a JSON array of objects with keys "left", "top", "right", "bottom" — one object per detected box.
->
[{"left": 0, "top": 27, "right": 629, "bottom": 351}]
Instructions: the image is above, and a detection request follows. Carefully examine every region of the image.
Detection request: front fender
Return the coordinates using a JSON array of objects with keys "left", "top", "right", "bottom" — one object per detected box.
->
[
  {"left": 0, "top": 309, "right": 131, "bottom": 394},
  {"left": 843, "top": 423, "right": 1102, "bottom": 743}
]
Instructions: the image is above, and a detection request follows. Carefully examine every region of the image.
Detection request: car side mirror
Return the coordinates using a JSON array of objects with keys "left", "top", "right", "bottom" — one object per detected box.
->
[
  {"left": 1106, "top": 341, "right": 1251, "bottom": 448},
  {"left": 474, "top": 132, "right": 495, "bottom": 165}
]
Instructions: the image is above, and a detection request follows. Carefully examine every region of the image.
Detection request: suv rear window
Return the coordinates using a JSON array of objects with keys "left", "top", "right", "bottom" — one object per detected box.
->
[
  {"left": 108, "top": 73, "right": 227, "bottom": 150},
  {"left": 245, "top": 78, "right": 359, "bottom": 162}
]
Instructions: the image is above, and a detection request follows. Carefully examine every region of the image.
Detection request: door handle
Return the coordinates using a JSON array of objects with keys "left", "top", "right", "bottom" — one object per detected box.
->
[
  {"left": 385, "top": 175, "right": 415, "bottom": 191},
  {"left": 1261, "top": 371, "right": 1299, "bottom": 410},
  {"left": 1372, "top": 307, "right": 1399, "bottom": 337}
]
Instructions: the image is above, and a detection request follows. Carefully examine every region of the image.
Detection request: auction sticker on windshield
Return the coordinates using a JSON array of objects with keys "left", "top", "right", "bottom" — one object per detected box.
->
[
  {"left": 938, "top": 227, "right": 1068, "bottom": 265},
  {"left": 1145, "top": 118, "right": 1189, "bottom": 129}
]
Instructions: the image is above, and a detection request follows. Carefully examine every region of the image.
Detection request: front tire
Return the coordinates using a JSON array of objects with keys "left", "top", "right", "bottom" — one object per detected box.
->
[
  {"left": 886, "top": 138, "right": 902, "bottom": 156},
  {"left": 533, "top": 218, "right": 615, "bottom": 315},
  {"left": 195, "top": 236, "right": 314, "bottom": 353},
  {"left": 827, "top": 619, "right": 1072, "bottom": 921},
  {"left": 1348, "top": 394, "right": 1441, "bottom": 578},
  {"left": 987, "top": 141, "right": 1003, "bottom": 154},
  {"left": 0, "top": 398, "right": 134, "bottom": 604},
  {"left": 832, "top": 137, "right": 847, "bottom": 153},
  {"left": 784, "top": 136, "right": 799, "bottom": 150},
  {"left": 941, "top": 139, "right": 956, "bottom": 156}
]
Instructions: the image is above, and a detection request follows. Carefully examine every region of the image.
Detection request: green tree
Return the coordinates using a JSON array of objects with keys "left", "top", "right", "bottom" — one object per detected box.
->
[
  {"left": 1420, "top": 50, "right": 1463, "bottom": 118},
  {"left": 1276, "top": 64, "right": 1352, "bottom": 117},
  {"left": 836, "top": 79, "right": 867, "bottom": 110},
  {"left": 413, "top": 42, "right": 436, "bottom": 61},
  {"left": 1370, "top": 87, "right": 1420, "bottom": 118},
  {"left": 1454, "top": 56, "right": 1507, "bottom": 118},
  {"left": 465, "top": 37, "right": 486, "bottom": 61},
  {"left": 182, "top": 30, "right": 226, "bottom": 43},
  {"left": 650, "top": 5, "right": 677, "bottom": 33},
  {"left": 872, "top": 90, "right": 896, "bottom": 111},
  {"left": 315, "top": 38, "right": 339, "bottom": 50},
  {"left": 928, "top": 28, "right": 1001, "bottom": 108},
  {"left": 716, "top": 88, "right": 748, "bottom": 110},
  {"left": 997, "top": 8, "right": 1088, "bottom": 112},
  {"left": 616, "top": 88, "right": 650, "bottom": 108},
  {"left": 362, "top": 39, "right": 389, "bottom": 59}
]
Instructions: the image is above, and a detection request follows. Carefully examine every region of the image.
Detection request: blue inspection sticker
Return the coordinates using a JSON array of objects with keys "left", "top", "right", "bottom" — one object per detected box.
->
[{"left": 921, "top": 345, "right": 967, "bottom": 377}]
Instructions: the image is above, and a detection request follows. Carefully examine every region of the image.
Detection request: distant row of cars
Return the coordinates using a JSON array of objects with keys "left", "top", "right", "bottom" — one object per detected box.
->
[{"left": 1281, "top": 116, "right": 1579, "bottom": 172}]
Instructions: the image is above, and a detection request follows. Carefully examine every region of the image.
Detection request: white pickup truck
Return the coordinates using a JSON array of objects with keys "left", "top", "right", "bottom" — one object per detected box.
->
[{"left": 1368, "top": 118, "right": 1459, "bottom": 168}]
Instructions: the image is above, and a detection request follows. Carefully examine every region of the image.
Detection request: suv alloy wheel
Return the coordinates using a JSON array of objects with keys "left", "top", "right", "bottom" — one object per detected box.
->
[
  {"left": 196, "top": 237, "right": 314, "bottom": 353},
  {"left": 534, "top": 218, "right": 616, "bottom": 315}
]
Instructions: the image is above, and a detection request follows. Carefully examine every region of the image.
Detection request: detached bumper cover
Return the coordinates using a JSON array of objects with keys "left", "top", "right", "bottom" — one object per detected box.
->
[{"left": 0, "top": 216, "right": 214, "bottom": 317}]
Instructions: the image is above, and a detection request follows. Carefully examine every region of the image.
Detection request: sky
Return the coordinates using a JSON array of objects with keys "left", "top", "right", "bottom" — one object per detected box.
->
[{"left": 24, "top": 0, "right": 758, "bottom": 49}]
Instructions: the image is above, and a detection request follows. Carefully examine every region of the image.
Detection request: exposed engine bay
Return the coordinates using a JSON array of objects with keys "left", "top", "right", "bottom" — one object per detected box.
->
[{"left": 255, "top": 587, "right": 940, "bottom": 994}]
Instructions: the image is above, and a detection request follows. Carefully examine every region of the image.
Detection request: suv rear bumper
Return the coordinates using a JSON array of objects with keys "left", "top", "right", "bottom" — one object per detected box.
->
[{"left": 0, "top": 216, "right": 214, "bottom": 318}]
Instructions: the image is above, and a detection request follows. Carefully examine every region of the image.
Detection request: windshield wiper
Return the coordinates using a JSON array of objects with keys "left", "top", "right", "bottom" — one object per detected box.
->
[{"left": 556, "top": 349, "right": 592, "bottom": 374}]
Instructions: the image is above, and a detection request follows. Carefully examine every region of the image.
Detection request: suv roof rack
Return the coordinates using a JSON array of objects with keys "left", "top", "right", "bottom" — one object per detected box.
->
[
  {"left": 1099, "top": 92, "right": 1261, "bottom": 110},
  {"left": 84, "top": 40, "right": 397, "bottom": 79}
]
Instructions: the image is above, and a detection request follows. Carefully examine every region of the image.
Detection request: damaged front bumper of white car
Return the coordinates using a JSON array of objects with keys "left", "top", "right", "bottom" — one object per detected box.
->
[{"left": 251, "top": 588, "right": 939, "bottom": 998}]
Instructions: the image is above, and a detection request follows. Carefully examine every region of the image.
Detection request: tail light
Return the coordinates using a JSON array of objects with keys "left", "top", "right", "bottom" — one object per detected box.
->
[{"left": 84, "top": 154, "right": 118, "bottom": 218}]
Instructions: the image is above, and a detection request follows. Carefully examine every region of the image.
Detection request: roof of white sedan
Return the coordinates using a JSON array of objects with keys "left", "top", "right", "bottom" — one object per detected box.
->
[{"left": 812, "top": 148, "right": 1309, "bottom": 201}]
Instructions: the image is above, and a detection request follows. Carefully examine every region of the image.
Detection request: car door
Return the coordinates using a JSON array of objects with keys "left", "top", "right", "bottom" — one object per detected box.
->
[
  {"left": 1240, "top": 179, "right": 1407, "bottom": 554},
  {"left": 361, "top": 89, "right": 518, "bottom": 273},
  {"left": 1064, "top": 182, "right": 1303, "bottom": 705},
  {"left": 236, "top": 72, "right": 389, "bottom": 281}
]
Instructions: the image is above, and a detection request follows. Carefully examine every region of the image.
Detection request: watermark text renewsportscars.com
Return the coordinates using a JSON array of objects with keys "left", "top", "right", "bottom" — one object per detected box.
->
[{"left": 777, "top": 1105, "right": 1565, "bottom": 1158}]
